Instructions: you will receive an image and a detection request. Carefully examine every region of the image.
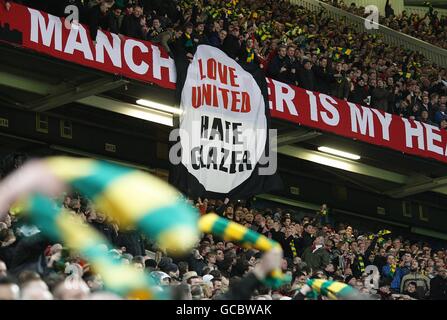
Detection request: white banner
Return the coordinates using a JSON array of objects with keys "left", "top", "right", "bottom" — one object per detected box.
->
[{"left": 179, "top": 45, "right": 267, "bottom": 193}]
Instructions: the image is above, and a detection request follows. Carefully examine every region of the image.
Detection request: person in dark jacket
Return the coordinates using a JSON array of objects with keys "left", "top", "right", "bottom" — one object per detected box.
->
[
  {"left": 351, "top": 236, "right": 378, "bottom": 278},
  {"left": 90, "top": 212, "right": 117, "bottom": 246},
  {"left": 217, "top": 247, "right": 282, "bottom": 300},
  {"left": 188, "top": 247, "right": 207, "bottom": 276},
  {"left": 222, "top": 26, "right": 241, "bottom": 60},
  {"left": 87, "top": 1, "right": 111, "bottom": 41},
  {"left": 115, "top": 227, "right": 145, "bottom": 257},
  {"left": 215, "top": 29, "right": 227, "bottom": 50},
  {"left": 192, "top": 22, "right": 208, "bottom": 47},
  {"left": 430, "top": 267, "right": 447, "bottom": 300},
  {"left": 301, "top": 236, "right": 330, "bottom": 272},
  {"left": 146, "top": 17, "right": 164, "bottom": 41},
  {"left": 350, "top": 78, "right": 369, "bottom": 105},
  {"left": 207, "top": 21, "right": 222, "bottom": 48},
  {"left": 332, "top": 62, "right": 350, "bottom": 100},
  {"left": 105, "top": 5, "right": 122, "bottom": 35},
  {"left": 373, "top": 247, "right": 388, "bottom": 273},
  {"left": 267, "top": 45, "right": 288, "bottom": 82},
  {"left": 395, "top": 99, "right": 411, "bottom": 118},
  {"left": 270, "top": 224, "right": 300, "bottom": 261},
  {"left": 282, "top": 45, "right": 299, "bottom": 85},
  {"left": 419, "top": 95, "right": 431, "bottom": 115},
  {"left": 296, "top": 223, "right": 315, "bottom": 252},
  {"left": 116, "top": 229, "right": 146, "bottom": 257},
  {"left": 297, "top": 59, "right": 316, "bottom": 91},
  {"left": 168, "top": 22, "right": 195, "bottom": 102},
  {"left": 120, "top": 5, "right": 144, "bottom": 39},
  {"left": 179, "top": 22, "right": 197, "bottom": 57},
  {"left": 385, "top": 0, "right": 394, "bottom": 18},
  {"left": 370, "top": 79, "right": 389, "bottom": 112},
  {"left": 238, "top": 38, "right": 259, "bottom": 70},
  {"left": 435, "top": 103, "right": 447, "bottom": 125},
  {"left": 313, "top": 57, "right": 333, "bottom": 94},
  {"left": 418, "top": 110, "right": 435, "bottom": 125},
  {"left": 7, "top": 233, "right": 51, "bottom": 277}
]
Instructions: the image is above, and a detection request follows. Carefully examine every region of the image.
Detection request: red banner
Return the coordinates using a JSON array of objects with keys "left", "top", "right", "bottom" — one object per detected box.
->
[{"left": 2, "top": 2, "right": 447, "bottom": 164}]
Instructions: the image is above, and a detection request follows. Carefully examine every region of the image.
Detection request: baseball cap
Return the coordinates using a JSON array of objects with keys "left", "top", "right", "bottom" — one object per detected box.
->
[{"left": 203, "top": 274, "right": 214, "bottom": 283}]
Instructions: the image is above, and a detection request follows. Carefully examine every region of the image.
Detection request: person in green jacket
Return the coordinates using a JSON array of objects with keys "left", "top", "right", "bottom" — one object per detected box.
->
[{"left": 302, "top": 236, "right": 331, "bottom": 273}]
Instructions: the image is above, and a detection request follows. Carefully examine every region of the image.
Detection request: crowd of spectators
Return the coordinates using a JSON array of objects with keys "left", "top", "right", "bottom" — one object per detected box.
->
[
  {"left": 1, "top": 190, "right": 446, "bottom": 300},
  {"left": 5, "top": 0, "right": 447, "bottom": 128},
  {"left": 323, "top": 0, "right": 447, "bottom": 50}
]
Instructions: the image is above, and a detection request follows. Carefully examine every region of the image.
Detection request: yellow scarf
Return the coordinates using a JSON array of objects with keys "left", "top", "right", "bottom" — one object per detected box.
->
[
  {"left": 290, "top": 240, "right": 297, "bottom": 258},
  {"left": 390, "top": 264, "right": 396, "bottom": 276},
  {"left": 246, "top": 48, "right": 255, "bottom": 63}
]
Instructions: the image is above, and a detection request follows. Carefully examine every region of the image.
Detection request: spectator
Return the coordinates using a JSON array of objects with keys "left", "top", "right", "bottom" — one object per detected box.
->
[
  {"left": 90, "top": 210, "right": 117, "bottom": 246},
  {"left": 86, "top": 0, "right": 112, "bottom": 41},
  {"left": 434, "top": 104, "right": 447, "bottom": 125},
  {"left": 106, "top": 5, "right": 123, "bottom": 35},
  {"left": 350, "top": 78, "right": 369, "bottom": 105},
  {"left": 418, "top": 110, "right": 435, "bottom": 125},
  {"left": 297, "top": 59, "right": 316, "bottom": 91},
  {"left": 430, "top": 267, "right": 447, "bottom": 300},
  {"left": 146, "top": 17, "right": 164, "bottom": 41},
  {"left": 370, "top": 79, "right": 389, "bottom": 112},
  {"left": 332, "top": 62, "right": 350, "bottom": 100},
  {"left": 115, "top": 226, "right": 145, "bottom": 257},
  {"left": 216, "top": 29, "right": 228, "bottom": 50},
  {"left": 400, "top": 260, "right": 430, "bottom": 297},
  {"left": 384, "top": 0, "right": 394, "bottom": 18},
  {"left": 282, "top": 45, "right": 299, "bottom": 85},
  {"left": 180, "top": 22, "right": 196, "bottom": 58},
  {"left": 302, "top": 236, "right": 330, "bottom": 272},
  {"left": 402, "top": 281, "right": 419, "bottom": 299},
  {"left": 313, "top": 58, "right": 334, "bottom": 95},
  {"left": 222, "top": 26, "right": 241, "bottom": 60},
  {"left": 267, "top": 45, "right": 288, "bottom": 83},
  {"left": 120, "top": 5, "right": 144, "bottom": 39},
  {"left": 192, "top": 22, "right": 208, "bottom": 47}
]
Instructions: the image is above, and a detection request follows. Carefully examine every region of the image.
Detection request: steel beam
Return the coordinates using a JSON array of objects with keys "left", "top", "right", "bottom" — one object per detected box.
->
[
  {"left": 386, "top": 176, "right": 447, "bottom": 198},
  {"left": 277, "top": 130, "right": 322, "bottom": 147},
  {"left": 27, "top": 78, "right": 129, "bottom": 112},
  {"left": 278, "top": 145, "right": 408, "bottom": 184}
]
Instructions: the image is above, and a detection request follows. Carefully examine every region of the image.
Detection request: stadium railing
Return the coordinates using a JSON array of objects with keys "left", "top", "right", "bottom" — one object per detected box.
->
[
  {"left": 405, "top": 5, "right": 447, "bottom": 18},
  {"left": 289, "top": 0, "right": 447, "bottom": 68}
]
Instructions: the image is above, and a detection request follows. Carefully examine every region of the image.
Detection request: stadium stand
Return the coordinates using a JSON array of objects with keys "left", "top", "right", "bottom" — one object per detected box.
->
[{"left": 320, "top": 0, "right": 447, "bottom": 50}]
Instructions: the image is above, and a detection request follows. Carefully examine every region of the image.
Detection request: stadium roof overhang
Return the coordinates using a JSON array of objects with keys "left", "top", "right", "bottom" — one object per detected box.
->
[{"left": 2, "top": 44, "right": 447, "bottom": 202}]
